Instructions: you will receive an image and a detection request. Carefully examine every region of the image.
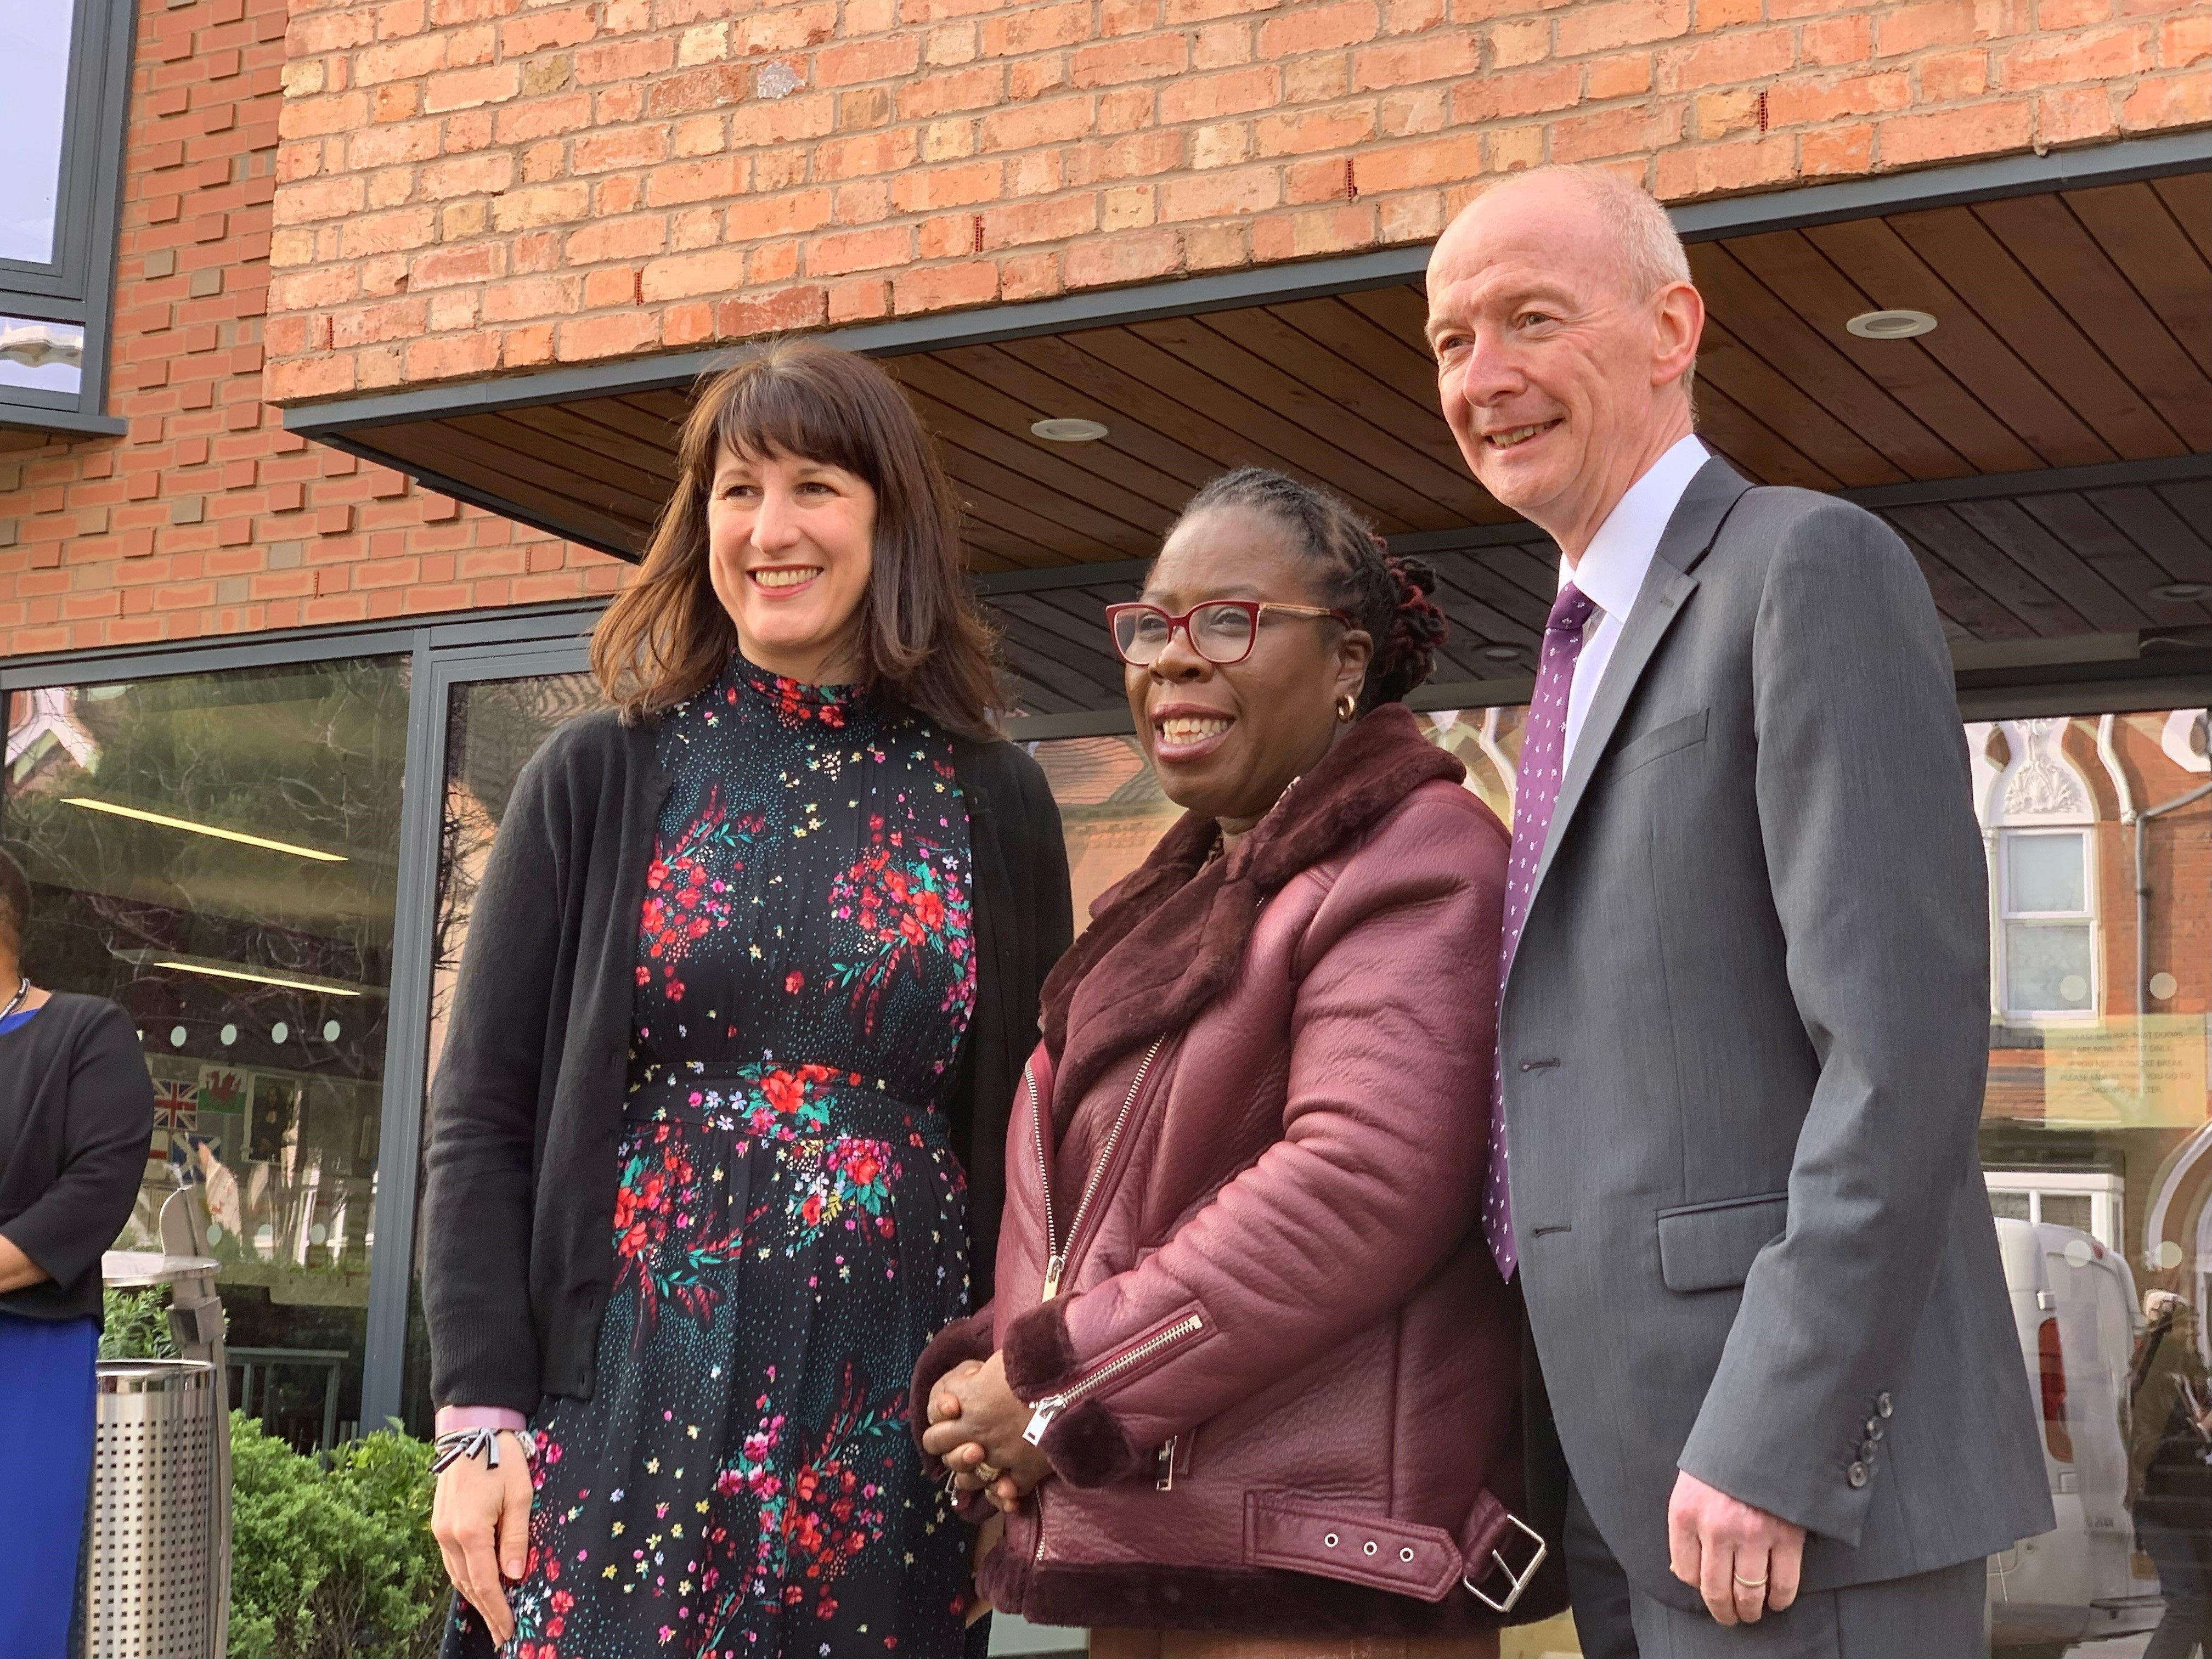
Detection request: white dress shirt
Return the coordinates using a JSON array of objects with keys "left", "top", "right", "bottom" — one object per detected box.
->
[{"left": 1559, "top": 434, "right": 1709, "bottom": 767}]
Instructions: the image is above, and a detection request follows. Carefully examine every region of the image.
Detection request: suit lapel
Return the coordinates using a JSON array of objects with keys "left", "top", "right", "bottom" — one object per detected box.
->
[{"left": 1520, "top": 458, "right": 1754, "bottom": 914}]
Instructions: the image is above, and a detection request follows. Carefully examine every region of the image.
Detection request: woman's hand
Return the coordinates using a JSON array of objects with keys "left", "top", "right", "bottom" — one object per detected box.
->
[
  {"left": 923, "top": 1351, "right": 1053, "bottom": 1510},
  {"left": 431, "top": 1438, "right": 534, "bottom": 1647}
]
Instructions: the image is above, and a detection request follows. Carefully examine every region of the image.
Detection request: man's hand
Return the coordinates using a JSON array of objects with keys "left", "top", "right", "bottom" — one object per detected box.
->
[
  {"left": 1667, "top": 1470, "right": 1804, "bottom": 1625},
  {"left": 922, "top": 1351, "right": 1052, "bottom": 1511}
]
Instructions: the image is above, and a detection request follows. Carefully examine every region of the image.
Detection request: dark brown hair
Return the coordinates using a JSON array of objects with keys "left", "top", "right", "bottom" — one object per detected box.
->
[
  {"left": 1173, "top": 467, "right": 1448, "bottom": 713},
  {"left": 0, "top": 845, "right": 28, "bottom": 962},
  {"left": 590, "top": 339, "right": 1002, "bottom": 737}
]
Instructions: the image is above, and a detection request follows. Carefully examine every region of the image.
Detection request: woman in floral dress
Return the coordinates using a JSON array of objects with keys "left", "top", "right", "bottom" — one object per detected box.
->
[{"left": 424, "top": 342, "right": 1071, "bottom": 1659}]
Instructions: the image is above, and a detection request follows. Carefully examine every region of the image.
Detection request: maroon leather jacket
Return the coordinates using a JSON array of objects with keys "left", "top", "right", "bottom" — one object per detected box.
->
[{"left": 913, "top": 709, "right": 1558, "bottom": 1636}]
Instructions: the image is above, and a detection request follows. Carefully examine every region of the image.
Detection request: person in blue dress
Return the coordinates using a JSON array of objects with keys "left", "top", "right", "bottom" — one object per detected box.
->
[
  {"left": 426, "top": 341, "right": 1071, "bottom": 1659},
  {"left": 0, "top": 844, "right": 158, "bottom": 1658}
]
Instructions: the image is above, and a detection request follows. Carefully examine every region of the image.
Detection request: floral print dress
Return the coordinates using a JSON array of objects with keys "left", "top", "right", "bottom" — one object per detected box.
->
[{"left": 448, "top": 653, "right": 982, "bottom": 1659}]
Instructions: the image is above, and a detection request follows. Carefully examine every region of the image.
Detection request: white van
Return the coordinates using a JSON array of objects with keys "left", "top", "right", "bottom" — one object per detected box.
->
[{"left": 1987, "top": 1217, "right": 2164, "bottom": 1655}]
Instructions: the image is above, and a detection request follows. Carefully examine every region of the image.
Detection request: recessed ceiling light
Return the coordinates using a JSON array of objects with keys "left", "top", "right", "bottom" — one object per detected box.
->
[
  {"left": 1031, "top": 417, "right": 1108, "bottom": 443},
  {"left": 1845, "top": 309, "right": 1937, "bottom": 340},
  {"left": 1481, "top": 644, "right": 1524, "bottom": 662},
  {"left": 2152, "top": 582, "right": 2212, "bottom": 602}
]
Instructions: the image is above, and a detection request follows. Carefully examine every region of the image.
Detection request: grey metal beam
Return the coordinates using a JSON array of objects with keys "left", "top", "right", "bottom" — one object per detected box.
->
[
  {"left": 1839, "top": 453, "right": 2212, "bottom": 510},
  {"left": 358, "top": 628, "right": 445, "bottom": 1432},
  {"left": 0, "top": 599, "right": 608, "bottom": 687},
  {"left": 1669, "top": 129, "right": 2212, "bottom": 240},
  {"left": 358, "top": 637, "right": 595, "bottom": 1433}
]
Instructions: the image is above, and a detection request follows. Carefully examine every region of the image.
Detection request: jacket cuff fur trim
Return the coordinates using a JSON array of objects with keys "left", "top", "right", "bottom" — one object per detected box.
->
[
  {"left": 1003, "top": 1298, "right": 1148, "bottom": 1487},
  {"left": 909, "top": 1309, "right": 995, "bottom": 1466},
  {"left": 1002, "top": 1297, "right": 1078, "bottom": 1396}
]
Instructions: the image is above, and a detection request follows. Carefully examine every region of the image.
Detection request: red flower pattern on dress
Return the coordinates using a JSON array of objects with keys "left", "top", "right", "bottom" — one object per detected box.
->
[
  {"left": 640, "top": 789, "right": 761, "bottom": 1004},
  {"left": 828, "top": 833, "right": 975, "bottom": 1038}
]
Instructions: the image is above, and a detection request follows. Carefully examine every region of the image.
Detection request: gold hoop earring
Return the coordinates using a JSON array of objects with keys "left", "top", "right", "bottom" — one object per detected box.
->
[{"left": 1335, "top": 693, "right": 1357, "bottom": 723}]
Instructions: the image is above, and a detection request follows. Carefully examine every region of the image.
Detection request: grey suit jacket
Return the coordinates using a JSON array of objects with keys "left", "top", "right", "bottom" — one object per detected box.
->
[{"left": 1500, "top": 457, "right": 2053, "bottom": 1607}]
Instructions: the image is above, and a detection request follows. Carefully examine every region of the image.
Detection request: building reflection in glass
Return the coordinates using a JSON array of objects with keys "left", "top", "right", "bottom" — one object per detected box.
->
[{"left": 3, "top": 659, "right": 408, "bottom": 1452}]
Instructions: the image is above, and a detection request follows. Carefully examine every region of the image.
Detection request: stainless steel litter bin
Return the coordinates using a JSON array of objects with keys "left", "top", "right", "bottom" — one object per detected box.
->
[{"left": 91, "top": 1187, "right": 232, "bottom": 1659}]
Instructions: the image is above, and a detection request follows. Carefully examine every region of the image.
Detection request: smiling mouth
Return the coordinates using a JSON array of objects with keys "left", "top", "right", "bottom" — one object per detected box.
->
[
  {"left": 1157, "top": 714, "right": 1233, "bottom": 745},
  {"left": 1483, "top": 419, "right": 1562, "bottom": 450},
  {"left": 750, "top": 566, "right": 821, "bottom": 590}
]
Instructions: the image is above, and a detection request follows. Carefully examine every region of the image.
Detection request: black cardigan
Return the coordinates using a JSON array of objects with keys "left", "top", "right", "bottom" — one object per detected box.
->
[
  {"left": 422, "top": 705, "right": 1071, "bottom": 1413},
  {"left": 0, "top": 993, "right": 156, "bottom": 1322}
]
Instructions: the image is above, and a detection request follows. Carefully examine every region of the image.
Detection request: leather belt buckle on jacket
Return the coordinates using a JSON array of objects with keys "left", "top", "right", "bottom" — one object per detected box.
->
[{"left": 1462, "top": 1511, "right": 1548, "bottom": 1613}]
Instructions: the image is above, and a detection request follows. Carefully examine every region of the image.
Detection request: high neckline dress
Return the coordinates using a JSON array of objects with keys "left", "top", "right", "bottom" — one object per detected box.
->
[{"left": 453, "top": 654, "right": 983, "bottom": 1659}]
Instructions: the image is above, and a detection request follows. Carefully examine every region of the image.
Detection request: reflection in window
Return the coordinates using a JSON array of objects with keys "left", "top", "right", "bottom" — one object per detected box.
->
[
  {"left": 0, "top": 315, "right": 84, "bottom": 395},
  {"left": 2002, "top": 829, "right": 2095, "bottom": 1015},
  {"left": 2, "top": 660, "right": 409, "bottom": 1452},
  {"left": 398, "top": 668, "right": 599, "bottom": 1435},
  {"left": 0, "top": 7, "right": 74, "bottom": 264}
]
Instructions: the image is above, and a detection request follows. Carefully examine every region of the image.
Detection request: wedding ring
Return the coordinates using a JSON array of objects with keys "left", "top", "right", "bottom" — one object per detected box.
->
[
  {"left": 975, "top": 1462, "right": 1001, "bottom": 1482},
  {"left": 1733, "top": 1571, "right": 1770, "bottom": 1589}
]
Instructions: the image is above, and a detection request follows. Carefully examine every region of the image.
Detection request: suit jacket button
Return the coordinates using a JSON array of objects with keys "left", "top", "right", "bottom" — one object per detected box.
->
[
  {"left": 1864, "top": 1418, "right": 1882, "bottom": 1440},
  {"left": 1860, "top": 1438, "right": 1878, "bottom": 1459},
  {"left": 1876, "top": 1392, "right": 1893, "bottom": 1418},
  {"left": 1848, "top": 1462, "right": 1869, "bottom": 1488}
]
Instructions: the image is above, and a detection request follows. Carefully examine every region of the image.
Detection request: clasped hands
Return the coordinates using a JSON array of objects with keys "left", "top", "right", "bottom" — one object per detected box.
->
[{"left": 922, "top": 1351, "right": 1054, "bottom": 1514}]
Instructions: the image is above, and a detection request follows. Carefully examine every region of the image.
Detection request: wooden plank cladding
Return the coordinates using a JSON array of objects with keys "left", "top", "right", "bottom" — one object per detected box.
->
[{"left": 323, "top": 173, "right": 2212, "bottom": 714}]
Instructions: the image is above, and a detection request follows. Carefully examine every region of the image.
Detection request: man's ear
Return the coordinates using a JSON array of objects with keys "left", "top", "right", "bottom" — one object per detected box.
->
[{"left": 1651, "top": 280, "right": 1704, "bottom": 390}]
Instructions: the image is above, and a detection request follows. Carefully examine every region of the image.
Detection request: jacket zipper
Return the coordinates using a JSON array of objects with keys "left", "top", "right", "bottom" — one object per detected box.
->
[
  {"left": 1027, "top": 1037, "right": 1165, "bottom": 1302},
  {"left": 1022, "top": 1312, "right": 1204, "bottom": 1444}
]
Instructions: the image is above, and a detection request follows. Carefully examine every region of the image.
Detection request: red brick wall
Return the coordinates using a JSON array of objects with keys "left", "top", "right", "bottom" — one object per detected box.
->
[
  {"left": 262, "top": 0, "right": 2210, "bottom": 406},
  {"left": 0, "top": 0, "right": 624, "bottom": 660}
]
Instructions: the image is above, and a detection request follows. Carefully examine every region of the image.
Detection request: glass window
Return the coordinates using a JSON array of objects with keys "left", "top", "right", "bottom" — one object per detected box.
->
[
  {"left": 2000, "top": 830, "right": 2095, "bottom": 1017},
  {"left": 0, "top": 314, "right": 83, "bottom": 394},
  {"left": 397, "top": 668, "right": 599, "bottom": 1435},
  {"left": 0, "top": 0, "right": 132, "bottom": 433},
  {"left": 2, "top": 659, "right": 409, "bottom": 1452},
  {"left": 0, "top": 5, "right": 74, "bottom": 266}
]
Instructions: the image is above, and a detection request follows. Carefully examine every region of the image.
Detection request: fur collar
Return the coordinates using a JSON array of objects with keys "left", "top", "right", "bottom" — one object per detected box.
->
[{"left": 1039, "top": 704, "right": 1465, "bottom": 1125}]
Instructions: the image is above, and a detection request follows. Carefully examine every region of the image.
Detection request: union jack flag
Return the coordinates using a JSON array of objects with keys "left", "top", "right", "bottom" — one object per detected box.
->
[
  {"left": 153, "top": 1079, "right": 198, "bottom": 1136},
  {"left": 151, "top": 1079, "right": 199, "bottom": 1167}
]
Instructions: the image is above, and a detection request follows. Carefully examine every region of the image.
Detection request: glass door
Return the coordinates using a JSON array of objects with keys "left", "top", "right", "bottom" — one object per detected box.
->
[{"left": 382, "top": 656, "right": 597, "bottom": 1435}]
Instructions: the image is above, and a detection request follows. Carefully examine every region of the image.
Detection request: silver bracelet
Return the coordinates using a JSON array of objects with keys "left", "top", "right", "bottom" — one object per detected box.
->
[{"left": 431, "top": 1426, "right": 538, "bottom": 1475}]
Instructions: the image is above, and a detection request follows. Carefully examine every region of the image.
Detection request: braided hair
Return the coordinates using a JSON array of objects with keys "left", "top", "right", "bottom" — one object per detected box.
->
[{"left": 1172, "top": 467, "right": 1448, "bottom": 713}]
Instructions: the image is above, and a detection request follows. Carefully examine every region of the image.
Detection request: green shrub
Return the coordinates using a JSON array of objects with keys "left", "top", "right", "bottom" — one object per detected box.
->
[
  {"left": 99, "top": 1286, "right": 177, "bottom": 1361},
  {"left": 228, "top": 1412, "right": 449, "bottom": 1659}
]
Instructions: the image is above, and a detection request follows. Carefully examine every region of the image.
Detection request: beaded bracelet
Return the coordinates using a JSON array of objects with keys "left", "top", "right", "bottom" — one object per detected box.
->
[{"left": 431, "top": 1425, "right": 539, "bottom": 1476}]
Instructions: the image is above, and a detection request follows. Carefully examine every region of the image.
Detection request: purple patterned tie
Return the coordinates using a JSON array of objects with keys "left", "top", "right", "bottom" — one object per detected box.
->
[{"left": 1485, "top": 580, "right": 1596, "bottom": 1280}]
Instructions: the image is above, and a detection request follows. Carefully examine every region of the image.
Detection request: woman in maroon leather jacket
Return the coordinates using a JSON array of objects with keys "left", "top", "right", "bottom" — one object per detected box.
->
[{"left": 916, "top": 469, "right": 1559, "bottom": 1652}]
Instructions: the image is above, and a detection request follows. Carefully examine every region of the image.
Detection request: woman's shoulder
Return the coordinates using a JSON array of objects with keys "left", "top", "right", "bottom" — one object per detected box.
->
[
  {"left": 954, "top": 732, "right": 1056, "bottom": 810},
  {"left": 517, "top": 703, "right": 654, "bottom": 795},
  {"left": 1341, "top": 775, "right": 1508, "bottom": 881},
  {"left": 14, "top": 991, "right": 140, "bottom": 1053}
]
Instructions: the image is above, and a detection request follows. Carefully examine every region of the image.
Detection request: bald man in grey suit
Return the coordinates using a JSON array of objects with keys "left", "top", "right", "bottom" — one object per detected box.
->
[{"left": 1429, "top": 166, "right": 2052, "bottom": 1656}]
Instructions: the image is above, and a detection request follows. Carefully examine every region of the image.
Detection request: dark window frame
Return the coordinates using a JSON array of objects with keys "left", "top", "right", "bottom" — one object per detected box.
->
[{"left": 0, "top": 0, "right": 137, "bottom": 439}]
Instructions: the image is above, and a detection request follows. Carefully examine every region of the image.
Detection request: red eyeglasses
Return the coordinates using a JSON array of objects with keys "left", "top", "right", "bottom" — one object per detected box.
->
[{"left": 1104, "top": 600, "right": 1352, "bottom": 667}]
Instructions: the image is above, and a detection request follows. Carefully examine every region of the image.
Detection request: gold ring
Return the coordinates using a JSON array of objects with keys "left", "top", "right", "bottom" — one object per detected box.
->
[
  {"left": 975, "top": 1462, "right": 1001, "bottom": 1482},
  {"left": 1734, "top": 1572, "right": 1769, "bottom": 1589}
]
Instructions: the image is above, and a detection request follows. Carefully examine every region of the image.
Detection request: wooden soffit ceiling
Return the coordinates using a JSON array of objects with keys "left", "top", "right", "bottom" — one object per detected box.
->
[{"left": 322, "top": 165, "right": 2212, "bottom": 716}]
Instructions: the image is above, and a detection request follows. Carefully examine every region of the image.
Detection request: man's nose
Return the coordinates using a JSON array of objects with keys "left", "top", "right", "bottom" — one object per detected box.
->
[{"left": 1451, "top": 332, "right": 1524, "bottom": 410}]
